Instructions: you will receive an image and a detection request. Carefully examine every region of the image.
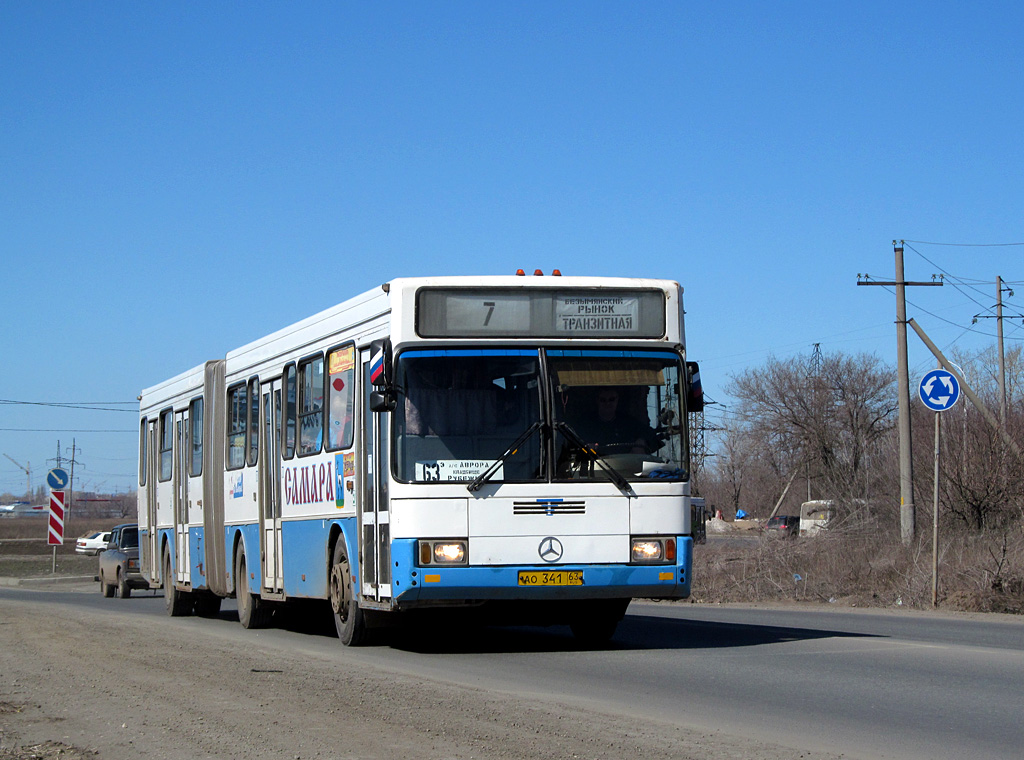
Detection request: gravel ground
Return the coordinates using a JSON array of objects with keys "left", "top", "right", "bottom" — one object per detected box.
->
[{"left": 0, "top": 586, "right": 847, "bottom": 760}]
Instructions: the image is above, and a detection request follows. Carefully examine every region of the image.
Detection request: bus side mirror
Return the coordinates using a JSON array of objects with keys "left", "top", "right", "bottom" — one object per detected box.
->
[
  {"left": 368, "top": 338, "right": 395, "bottom": 412},
  {"left": 369, "top": 337, "right": 393, "bottom": 388},
  {"left": 370, "top": 390, "right": 396, "bottom": 413},
  {"left": 686, "top": 361, "right": 704, "bottom": 413}
]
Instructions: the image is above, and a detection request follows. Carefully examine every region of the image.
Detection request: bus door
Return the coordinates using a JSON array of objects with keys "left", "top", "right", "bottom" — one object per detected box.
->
[
  {"left": 144, "top": 421, "right": 159, "bottom": 582},
  {"left": 359, "top": 348, "right": 391, "bottom": 604},
  {"left": 259, "top": 380, "right": 284, "bottom": 592},
  {"left": 173, "top": 411, "right": 189, "bottom": 584}
]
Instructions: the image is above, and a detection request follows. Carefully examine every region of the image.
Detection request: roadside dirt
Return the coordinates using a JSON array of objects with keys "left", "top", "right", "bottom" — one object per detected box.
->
[{"left": 0, "top": 586, "right": 848, "bottom": 760}]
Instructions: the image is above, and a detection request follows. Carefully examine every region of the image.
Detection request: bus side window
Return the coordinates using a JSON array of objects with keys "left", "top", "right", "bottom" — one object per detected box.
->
[
  {"left": 189, "top": 397, "right": 204, "bottom": 476},
  {"left": 298, "top": 355, "right": 324, "bottom": 456},
  {"left": 139, "top": 417, "right": 148, "bottom": 486},
  {"left": 326, "top": 344, "right": 355, "bottom": 451},
  {"left": 158, "top": 409, "right": 173, "bottom": 482},
  {"left": 283, "top": 363, "right": 297, "bottom": 459},
  {"left": 227, "top": 384, "right": 246, "bottom": 469},
  {"left": 247, "top": 376, "right": 260, "bottom": 466}
]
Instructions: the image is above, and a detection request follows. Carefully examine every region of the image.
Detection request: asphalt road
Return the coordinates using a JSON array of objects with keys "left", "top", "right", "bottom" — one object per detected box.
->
[{"left": 5, "top": 584, "right": 1023, "bottom": 760}]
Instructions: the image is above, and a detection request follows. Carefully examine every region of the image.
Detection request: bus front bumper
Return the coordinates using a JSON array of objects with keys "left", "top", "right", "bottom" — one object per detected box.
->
[{"left": 389, "top": 537, "right": 692, "bottom": 605}]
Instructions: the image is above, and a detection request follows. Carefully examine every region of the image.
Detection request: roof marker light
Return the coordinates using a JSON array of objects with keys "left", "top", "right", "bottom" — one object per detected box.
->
[
  {"left": 534, "top": 269, "right": 544, "bottom": 276},
  {"left": 516, "top": 269, "right": 526, "bottom": 276}
]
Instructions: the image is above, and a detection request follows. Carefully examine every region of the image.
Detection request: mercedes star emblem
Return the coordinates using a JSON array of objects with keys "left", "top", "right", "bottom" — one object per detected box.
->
[{"left": 538, "top": 536, "right": 563, "bottom": 563}]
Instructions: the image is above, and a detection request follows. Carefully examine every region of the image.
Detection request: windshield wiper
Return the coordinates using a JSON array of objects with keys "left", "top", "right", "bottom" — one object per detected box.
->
[
  {"left": 554, "top": 422, "right": 635, "bottom": 495},
  {"left": 467, "top": 421, "right": 543, "bottom": 493}
]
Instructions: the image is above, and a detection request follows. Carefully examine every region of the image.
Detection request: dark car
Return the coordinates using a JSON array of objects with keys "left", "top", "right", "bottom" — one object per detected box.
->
[
  {"left": 763, "top": 515, "right": 799, "bottom": 537},
  {"left": 99, "top": 524, "right": 147, "bottom": 598}
]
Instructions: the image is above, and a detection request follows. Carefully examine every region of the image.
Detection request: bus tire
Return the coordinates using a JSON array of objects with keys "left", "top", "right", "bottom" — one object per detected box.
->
[
  {"left": 100, "top": 572, "right": 114, "bottom": 598},
  {"left": 164, "top": 552, "right": 193, "bottom": 617},
  {"left": 117, "top": 569, "right": 131, "bottom": 599},
  {"left": 569, "top": 599, "right": 629, "bottom": 646},
  {"left": 235, "top": 548, "right": 271, "bottom": 629},
  {"left": 329, "top": 539, "right": 367, "bottom": 646}
]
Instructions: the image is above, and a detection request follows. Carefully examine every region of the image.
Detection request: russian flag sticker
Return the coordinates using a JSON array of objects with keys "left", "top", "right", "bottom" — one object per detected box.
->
[{"left": 369, "top": 348, "right": 385, "bottom": 384}]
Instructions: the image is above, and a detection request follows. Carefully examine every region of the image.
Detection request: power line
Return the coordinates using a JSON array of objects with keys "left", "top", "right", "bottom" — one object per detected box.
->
[
  {"left": 0, "top": 399, "right": 136, "bottom": 412},
  {"left": 0, "top": 428, "right": 136, "bottom": 433},
  {"left": 904, "top": 243, "right": 1005, "bottom": 311},
  {"left": 902, "top": 239, "right": 1024, "bottom": 247},
  {"left": 861, "top": 277, "right": 1024, "bottom": 342}
]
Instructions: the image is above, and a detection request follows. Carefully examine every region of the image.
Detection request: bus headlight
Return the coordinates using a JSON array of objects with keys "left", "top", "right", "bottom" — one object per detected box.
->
[
  {"left": 631, "top": 537, "right": 675, "bottom": 564},
  {"left": 418, "top": 540, "right": 468, "bottom": 566}
]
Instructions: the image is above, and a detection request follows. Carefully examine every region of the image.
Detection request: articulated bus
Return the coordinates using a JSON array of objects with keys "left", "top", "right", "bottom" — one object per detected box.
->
[{"left": 137, "top": 274, "right": 704, "bottom": 644}]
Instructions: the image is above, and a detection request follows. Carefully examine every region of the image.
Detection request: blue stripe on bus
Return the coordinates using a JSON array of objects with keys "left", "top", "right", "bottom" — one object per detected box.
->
[
  {"left": 279, "top": 517, "right": 358, "bottom": 599},
  {"left": 400, "top": 349, "right": 536, "bottom": 358},
  {"left": 189, "top": 526, "right": 206, "bottom": 589},
  {"left": 546, "top": 349, "right": 680, "bottom": 359},
  {"left": 391, "top": 537, "right": 692, "bottom": 603},
  {"left": 221, "top": 519, "right": 359, "bottom": 600},
  {"left": 157, "top": 527, "right": 174, "bottom": 573}
]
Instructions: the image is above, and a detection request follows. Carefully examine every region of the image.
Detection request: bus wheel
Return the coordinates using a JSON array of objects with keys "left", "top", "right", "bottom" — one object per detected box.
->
[
  {"left": 235, "top": 549, "right": 271, "bottom": 629},
  {"left": 164, "top": 553, "right": 193, "bottom": 617},
  {"left": 569, "top": 599, "right": 629, "bottom": 647},
  {"left": 329, "top": 540, "right": 367, "bottom": 646},
  {"left": 117, "top": 569, "right": 132, "bottom": 599}
]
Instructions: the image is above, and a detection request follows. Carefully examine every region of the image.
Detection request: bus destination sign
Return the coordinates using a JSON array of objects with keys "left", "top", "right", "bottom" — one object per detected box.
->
[
  {"left": 556, "top": 295, "right": 638, "bottom": 333},
  {"left": 417, "top": 288, "right": 664, "bottom": 339}
]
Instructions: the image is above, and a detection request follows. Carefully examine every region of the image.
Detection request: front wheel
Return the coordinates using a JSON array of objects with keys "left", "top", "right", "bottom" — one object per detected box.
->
[
  {"left": 100, "top": 571, "right": 114, "bottom": 598},
  {"left": 329, "top": 539, "right": 367, "bottom": 646}
]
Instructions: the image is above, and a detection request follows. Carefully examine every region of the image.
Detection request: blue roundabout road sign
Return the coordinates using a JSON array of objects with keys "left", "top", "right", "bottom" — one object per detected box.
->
[{"left": 919, "top": 369, "right": 961, "bottom": 412}]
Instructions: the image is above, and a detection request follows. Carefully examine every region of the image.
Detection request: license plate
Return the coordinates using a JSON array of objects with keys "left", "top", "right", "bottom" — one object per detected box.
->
[{"left": 517, "top": 570, "right": 584, "bottom": 586}]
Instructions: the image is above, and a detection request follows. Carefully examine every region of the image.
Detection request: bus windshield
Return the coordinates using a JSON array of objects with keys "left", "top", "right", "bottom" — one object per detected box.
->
[
  {"left": 549, "top": 350, "right": 686, "bottom": 481},
  {"left": 393, "top": 348, "right": 687, "bottom": 483}
]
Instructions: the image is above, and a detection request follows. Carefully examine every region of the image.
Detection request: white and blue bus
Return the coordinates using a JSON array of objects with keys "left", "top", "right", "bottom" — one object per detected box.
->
[{"left": 137, "top": 274, "right": 703, "bottom": 644}]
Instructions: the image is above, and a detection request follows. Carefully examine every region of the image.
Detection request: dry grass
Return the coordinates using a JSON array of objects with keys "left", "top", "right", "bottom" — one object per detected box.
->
[
  {"left": 693, "top": 523, "right": 1024, "bottom": 614},
  {"left": 0, "top": 517, "right": 122, "bottom": 577}
]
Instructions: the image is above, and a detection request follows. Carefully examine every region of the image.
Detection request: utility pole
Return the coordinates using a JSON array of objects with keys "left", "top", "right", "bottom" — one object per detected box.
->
[
  {"left": 66, "top": 439, "right": 82, "bottom": 516},
  {"left": 998, "top": 276, "right": 1006, "bottom": 424},
  {"left": 807, "top": 343, "right": 824, "bottom": 502},
  {"left": 971, "top": 276, "right": 1019, "bottom": 425},
  {"left": 858, "top": 240, "right": 943, "bottom": 545}
]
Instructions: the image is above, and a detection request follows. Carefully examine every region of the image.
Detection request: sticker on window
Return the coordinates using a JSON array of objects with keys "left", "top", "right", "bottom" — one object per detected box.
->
[{"left": 415, "top": 460, "right": 501, "bottom": 481}]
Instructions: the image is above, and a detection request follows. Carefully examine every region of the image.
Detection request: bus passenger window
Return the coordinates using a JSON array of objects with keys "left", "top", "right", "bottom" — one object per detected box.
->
[
  {"left": 189, "top": 398, "right": 203, "bottom": 477},
  {"left": 227, "top": 384, "right": 246, "bottom": 469},
  {"left": 283, "top": 364, "right": 297, "bottom": 459},
  {"left": 247, "top": 377, "right": 260, "bottom": 466},
  {"left": 326, "top": 345, "right": 354, "bottom": 451},
  {"left": 159, "top": 409, "right": 173, "bottom": 482},
  {"left": 298, "top": 356, "right": 324, "bottom": 456},
  {"left": 139, "top": 418, "right": 148, "bottom": 486}
]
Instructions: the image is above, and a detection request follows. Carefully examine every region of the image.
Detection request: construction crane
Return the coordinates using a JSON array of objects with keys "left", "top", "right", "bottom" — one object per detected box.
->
[{"left": 3, "top": 454, "right": 31, "bottom": 497}]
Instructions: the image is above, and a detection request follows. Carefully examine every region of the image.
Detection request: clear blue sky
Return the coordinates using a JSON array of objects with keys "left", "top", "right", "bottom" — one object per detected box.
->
[{"left": 3, "top": 2, "right": 1022, "bottom": 497}]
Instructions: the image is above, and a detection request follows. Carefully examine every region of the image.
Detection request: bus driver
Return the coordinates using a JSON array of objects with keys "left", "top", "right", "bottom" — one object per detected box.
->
[{"left": 575, "top": 388, "right": 655, "bottom": 455}]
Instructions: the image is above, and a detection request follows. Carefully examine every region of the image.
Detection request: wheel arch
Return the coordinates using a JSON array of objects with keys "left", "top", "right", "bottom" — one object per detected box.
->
[{"left": 327, "top": 521, "right": 358, "bottom": 592}]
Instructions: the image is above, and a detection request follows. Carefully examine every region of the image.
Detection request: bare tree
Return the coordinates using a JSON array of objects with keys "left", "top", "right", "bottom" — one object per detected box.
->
[
  {"left": 931, "top": 345, "right": 1024, "bottom": 530},
  {"left": 723, "top": 350, "right": 898, "bottom": 509}
]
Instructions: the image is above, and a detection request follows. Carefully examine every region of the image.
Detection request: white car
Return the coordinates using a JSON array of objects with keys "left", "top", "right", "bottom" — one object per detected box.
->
[{"left": 75, "top": 531, "right": 112, "bottom": 556}]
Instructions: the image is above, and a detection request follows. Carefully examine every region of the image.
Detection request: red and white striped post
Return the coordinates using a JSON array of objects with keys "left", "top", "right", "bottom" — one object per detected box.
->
[{"left": 48, "top": 490, "right": 66, "bottom": 573}]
